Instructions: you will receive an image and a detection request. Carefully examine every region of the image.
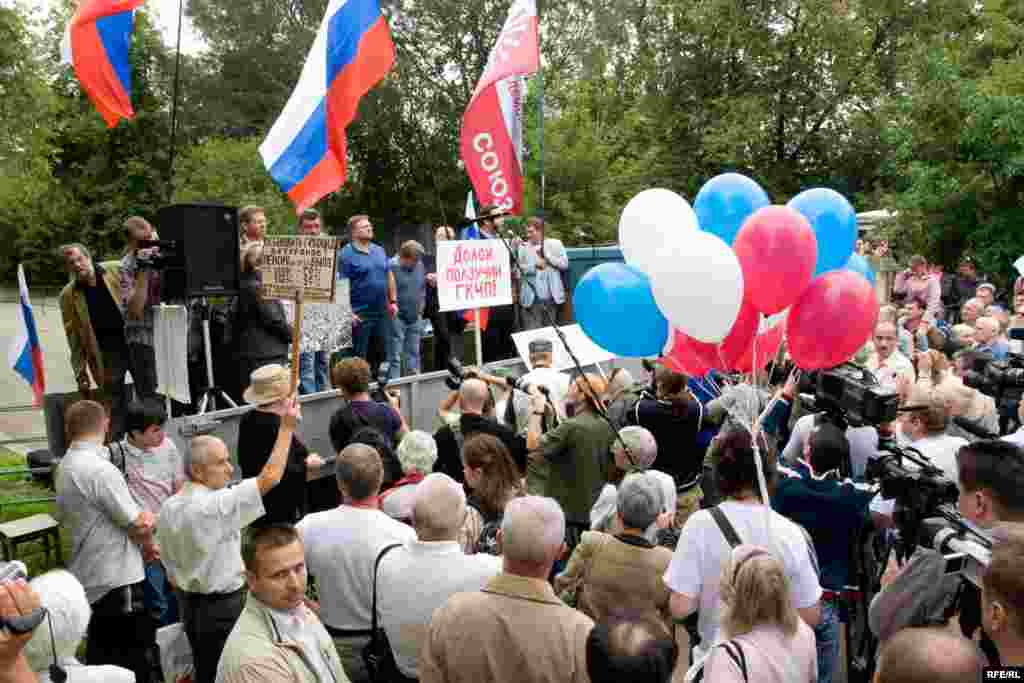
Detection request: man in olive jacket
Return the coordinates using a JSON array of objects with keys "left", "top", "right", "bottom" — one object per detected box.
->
[{"left": 59, "top": 243, "right": 129, "bottom": 439}]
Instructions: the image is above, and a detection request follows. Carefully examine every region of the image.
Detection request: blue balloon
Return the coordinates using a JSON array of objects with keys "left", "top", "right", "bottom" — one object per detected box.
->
[
  {"left": 787, "top": 188, "right": 858, "bottom": 276},
  {"left": 573, "top": 263, "right": 668, "bottom": 357},
  {"left": 694, "top": 173, "right": 771, "bottom": 246},
  {"left": 846, "top": 253, "right": 876, "bottom": 285}
]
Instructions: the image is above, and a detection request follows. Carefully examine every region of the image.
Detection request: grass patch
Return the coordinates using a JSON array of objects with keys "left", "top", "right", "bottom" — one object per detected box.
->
[{"left": 0, "top": 450, "right": 70, "bottom": 577}]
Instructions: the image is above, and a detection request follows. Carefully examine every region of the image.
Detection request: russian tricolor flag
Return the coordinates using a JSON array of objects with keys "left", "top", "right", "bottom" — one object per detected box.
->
[
  {"left": 261, "top": 0, "right": 395, "bottom": 213},
  {"left": 61, "top": 0, "right": 145, "bottom": 128},
  {"left": 8, "top": 266, "right": 45, "bottom": 407}
]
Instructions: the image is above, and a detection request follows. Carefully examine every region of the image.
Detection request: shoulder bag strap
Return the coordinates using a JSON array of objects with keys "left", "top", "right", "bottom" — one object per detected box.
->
[
  {"left": 370, "top": 543, "right": 403, "bottom": 639},
  {"left": 720, "top": 640, "right": 748, "bottom": 682},
  {"left": 709, "top": 505, "right": 742, "bottom": 549}
]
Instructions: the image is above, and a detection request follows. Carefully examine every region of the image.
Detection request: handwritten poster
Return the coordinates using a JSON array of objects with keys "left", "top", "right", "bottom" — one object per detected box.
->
[{"left": 259, "top": 235, "right": 338, "bottom": 303}]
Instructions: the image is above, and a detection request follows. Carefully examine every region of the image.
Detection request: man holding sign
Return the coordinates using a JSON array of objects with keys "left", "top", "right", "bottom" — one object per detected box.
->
[{"left": 340, "top": 214, "right": 397, "bottom": 371}]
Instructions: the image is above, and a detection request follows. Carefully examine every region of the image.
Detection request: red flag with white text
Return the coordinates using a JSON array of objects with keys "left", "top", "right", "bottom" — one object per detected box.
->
[{"left": 460, "top": 0, "right": 539, "bottom": 216}]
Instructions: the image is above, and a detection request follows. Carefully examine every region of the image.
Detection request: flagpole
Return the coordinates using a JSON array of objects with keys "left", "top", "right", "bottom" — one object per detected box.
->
[
  {"left": 167, "top": 0, "right": 185, "bottom": 201},
  {"left": 536, "top": 0, "right": 545, "bottom": 214}
]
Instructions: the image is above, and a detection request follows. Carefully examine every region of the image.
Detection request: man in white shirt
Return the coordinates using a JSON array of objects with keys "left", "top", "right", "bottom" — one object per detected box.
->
[
  {"left": 55, "top": 399, "right": 156, "bottom": 682},
  {"left": 158, "top": 398, "right": 299, "bottom": 683},
  {"left": 867, "top": 322, "right": 916, "bottom": 390},
  {"left": 517, "top": 217, "right": 569, "bottom": 330},
  {"left": 377, "top": 474, "right": 502, "bottom": 678},
  {"left": 520, "top": 338, "right": 570, "bottom": 420},
  {"left": 297, "top": 443, "right": 416, "bottom": 680},
  {"left": 110, "top": 398, "right": 185, "bottom": 627},
  {"left": 217, "top": 525, "right": 348, "bottom": 683}
]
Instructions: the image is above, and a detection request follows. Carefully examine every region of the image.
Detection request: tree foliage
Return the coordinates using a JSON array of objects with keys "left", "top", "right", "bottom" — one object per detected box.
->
[{"left": 2, "top": 0, "right": 1023, "bottom": 286}]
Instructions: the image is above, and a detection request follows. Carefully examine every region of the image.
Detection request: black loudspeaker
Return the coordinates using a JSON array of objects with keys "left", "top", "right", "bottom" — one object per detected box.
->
[{"left": 158, "top": 203, "right": 240, "bottom": 299}]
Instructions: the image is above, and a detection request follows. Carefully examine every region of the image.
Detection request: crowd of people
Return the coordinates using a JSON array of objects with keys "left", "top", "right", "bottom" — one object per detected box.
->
[
  {"left": 57, "top": 205, "right": 571, "bottom": 440},
  {"left": 4, "top": 231, "right": 1024, "bottom": 683}
]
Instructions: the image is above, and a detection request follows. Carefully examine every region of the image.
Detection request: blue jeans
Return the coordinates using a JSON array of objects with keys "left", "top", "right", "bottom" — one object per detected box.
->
[
  {"left": 815, "top": 599, "right": 840, "bottom": 683},
  {"left": 387, "top": 317, "right": 423, "bottom": 380},
  {"left": 352, "top": 309, "right": 391, "bottom": 363},
  {"left": 143, "top": 562, "right": 178, "bottom": 627},
  {"left": 299, "top": 350, "right": 330, "bottom": 395}
]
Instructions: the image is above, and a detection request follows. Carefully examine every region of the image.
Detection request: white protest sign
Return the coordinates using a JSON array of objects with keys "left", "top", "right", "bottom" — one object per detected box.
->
[
  {"left": 260, "top": 235, "right": 338, "bottom": 303},
  {"left": 512, "top": 325, "right": 617, "bottom": 372},
  {"left": 437, "top": 239, "right": 513, "bottom": 312}
]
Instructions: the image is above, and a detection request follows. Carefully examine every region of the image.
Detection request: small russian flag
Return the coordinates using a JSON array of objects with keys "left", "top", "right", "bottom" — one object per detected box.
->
[
  {"left": 8, "top": 265, "right": 45, "bottom": 407},
  {"left": 61, "top": 0, "right": 145, "bottom": 128}
]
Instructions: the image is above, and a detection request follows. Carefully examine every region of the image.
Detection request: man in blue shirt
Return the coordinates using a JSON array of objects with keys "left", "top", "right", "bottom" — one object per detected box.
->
[
  {"left": 386, "top": 240, "right": 427, "bottom": 380},
  {"left": 773, "top": 421, "right": 877, "bottom": 683},
  {"left": 340, "top": 215, "right": 397, "bottom": 370}
]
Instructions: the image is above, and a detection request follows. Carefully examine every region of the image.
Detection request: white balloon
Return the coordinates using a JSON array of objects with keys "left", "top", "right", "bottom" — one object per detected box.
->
[
  {"left": 648, "top": 231, "right": 745, "bottom": 343},
  {"left": 762, "top": 308, "right": 789, "bottom": 333},
  {"left": 619, "top": 189, "right": 699, "bottom": 275}
]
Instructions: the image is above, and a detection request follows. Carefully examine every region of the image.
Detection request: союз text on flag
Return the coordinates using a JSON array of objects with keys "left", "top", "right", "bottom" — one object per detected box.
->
[
  {"left": 8, "top": 265, "right": 45, "bottom": 407},
  {"left": 460, "top": 0, "right": 540, "bottom": 216},
  {"left": 61, "top": 0, "right": 145, "bottom": 128},
  {"left": 260, "top": 0, "right": 396, "bottom": 212}
]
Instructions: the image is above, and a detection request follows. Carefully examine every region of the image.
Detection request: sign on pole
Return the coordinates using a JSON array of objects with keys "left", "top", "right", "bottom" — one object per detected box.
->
[
  {"left": 436, "top": 240, "right": 513, "bottom": 312},
  {"left": 511, "top": 325, "right": 616, "bottom": 372},
  {"left": 260, "top": 235, "right": 338, "bottom": 303}
]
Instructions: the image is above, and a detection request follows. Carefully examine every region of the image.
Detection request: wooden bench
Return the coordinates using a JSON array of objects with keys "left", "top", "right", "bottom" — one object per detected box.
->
[{"left": 0, "top": 514, "right": 62, "bottom": 566}]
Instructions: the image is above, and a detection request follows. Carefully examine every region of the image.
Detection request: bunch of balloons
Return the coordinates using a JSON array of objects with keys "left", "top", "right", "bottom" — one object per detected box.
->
[{"left": 573, "top": 173, "right": 880, "bottom": 372}]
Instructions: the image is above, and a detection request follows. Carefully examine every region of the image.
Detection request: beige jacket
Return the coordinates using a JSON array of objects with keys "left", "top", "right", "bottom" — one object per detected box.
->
[
  {"left": 555, "top": 531, "right": 673, "bottom": 625},
  {"left": 59, "top": 261, "right": 124, "bottom": 388},
  {"left": 420, "top": 572, "right": 594, "bottom": 683},
  {"left": 217, "top": 594, "right": 349, "bottom": 683}
]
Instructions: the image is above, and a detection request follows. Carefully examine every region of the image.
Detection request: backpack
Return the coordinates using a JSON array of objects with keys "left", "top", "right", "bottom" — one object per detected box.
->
[
  {"left": 466, "top": 496, "right": 503, "bottom": 556},
  {"left": 332, "top": 404, "right": 403, "bottom": 488}
]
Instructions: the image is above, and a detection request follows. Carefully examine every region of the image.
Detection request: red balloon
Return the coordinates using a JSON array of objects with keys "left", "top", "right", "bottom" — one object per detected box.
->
[
  {"left": 735, "top": 321, "right": 786, "bottom": 373},
  {"left": 788, "top": 271, "right": 879, "bottom": 370},
  {"left": 717, "top": 294, "right": 759, "bottom": 368},
  {"left": 733, "top": 206, "right": 817, "bottom": 315},
  {"left": 665, "top": 329, "right": 712, "bottom": 376}
]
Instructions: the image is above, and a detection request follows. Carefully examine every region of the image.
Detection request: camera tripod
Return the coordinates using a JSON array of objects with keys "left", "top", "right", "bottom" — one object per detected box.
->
[{"left": 192, "top": 297, "right": 238, "bottom": 415}]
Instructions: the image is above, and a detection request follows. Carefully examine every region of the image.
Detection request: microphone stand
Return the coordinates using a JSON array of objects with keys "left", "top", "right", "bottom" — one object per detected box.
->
[{"left": 488, "top": 224, "right": 638, "bottom": 466}]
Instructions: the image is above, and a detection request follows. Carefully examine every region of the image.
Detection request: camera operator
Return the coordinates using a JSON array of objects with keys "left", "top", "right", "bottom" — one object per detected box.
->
[
  {"left": 869, "top": 439, "right": 1024, "bottom": 649},
  {"left": 773, "top": 422, "right": 878, "bottom": 682},
  {"left": 980, "top": 524, "right": 1024, "bottom": 667},
  {"left": 626, "top": 365, "right": 704, "bottom": 528},
  {"left": 433, "top": 377, "right": 529, "bottom": 482},
  {"left": 520, "top": 339, "right": 570, "bottom": 418},
  {"left": 119, "top": 216, "right": 161, "bottom": 400},
  {"left": 890, "top": 387, "right": 968, "bottom": 482},
  {"left": 1003, "top": 401, "right": 1024, "bottom": 447}
]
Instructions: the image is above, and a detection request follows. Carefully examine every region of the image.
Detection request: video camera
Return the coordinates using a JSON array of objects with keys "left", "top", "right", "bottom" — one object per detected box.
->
[
  {"left": 864, "top": 443, "right": 960, "bottom": 560},
  {"left": 445, "top": 357, "right": 549, "bottom": 396},
  {"left": 962, "top": 337, "right": 1024, "bottom": 418},
  {"left": 919, "top": 510, "right": 992, "bottom": 587},
  {"left": 136, "top": 239, "right": 179, "bottom": 270},
  {"left": 800, "top": 363, "right": 900, "bottom": 429}
]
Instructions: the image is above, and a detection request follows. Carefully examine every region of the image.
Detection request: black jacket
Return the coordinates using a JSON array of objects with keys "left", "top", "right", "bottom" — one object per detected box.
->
[
  {"left": 236, "top": 271, "right": 292, "bottom": 359},
  {"left": 434, "top": 413, "right": 528, "bottom": 482}
]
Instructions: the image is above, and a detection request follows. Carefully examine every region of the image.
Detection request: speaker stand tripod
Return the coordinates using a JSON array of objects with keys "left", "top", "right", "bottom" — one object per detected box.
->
[{"left": 193, "top": 298, "right": 238, "bottom": 415}]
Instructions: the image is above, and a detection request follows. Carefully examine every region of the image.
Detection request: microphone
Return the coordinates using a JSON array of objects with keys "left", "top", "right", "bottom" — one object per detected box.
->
[
  {"left": 455, "top": 211, "right": 514, "bottom": 229},
  {"left": 952, "top": 416, "right": 1000, "bottom": 441}
]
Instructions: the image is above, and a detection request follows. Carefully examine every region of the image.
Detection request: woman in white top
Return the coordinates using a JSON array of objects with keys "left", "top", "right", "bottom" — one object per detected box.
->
[{"left": 704, "top": 545, "right": 817, "bottom": 683}]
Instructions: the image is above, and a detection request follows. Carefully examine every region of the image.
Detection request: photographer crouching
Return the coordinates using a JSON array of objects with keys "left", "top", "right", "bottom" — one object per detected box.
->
[{"left": 869, "top": 439, "right": 1024, "bottom": 666}]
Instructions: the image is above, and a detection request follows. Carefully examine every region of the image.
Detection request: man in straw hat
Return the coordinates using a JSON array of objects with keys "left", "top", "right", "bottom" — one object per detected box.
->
[
  {"left": 238, "top": 364, "right": 324, "bottom": 527},
  {"left": 526, "top": 373, "right": 615, "bottom": 556},
  {"left": 158, "top": 389, "right": 300, "bottom": 683}
]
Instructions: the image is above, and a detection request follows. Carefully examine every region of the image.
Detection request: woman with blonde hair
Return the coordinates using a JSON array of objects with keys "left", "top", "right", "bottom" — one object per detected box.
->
[
  {"left": 460, "top": 433, "right": 524, "bottom": 554},
  {"left": 702, "top": 545, "right": 817, "bottom": 682},
  {"left": 936, "top": 378, "right": 999, "bottom": 438}
]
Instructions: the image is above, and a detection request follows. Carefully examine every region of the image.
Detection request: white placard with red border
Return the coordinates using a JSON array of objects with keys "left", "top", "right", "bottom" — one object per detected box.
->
[{"left": 436, "top": 239, "right": 513, "bottom": 312}]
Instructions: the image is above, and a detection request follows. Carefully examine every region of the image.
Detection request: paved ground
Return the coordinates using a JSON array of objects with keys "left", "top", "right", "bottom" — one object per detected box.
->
[{"left": 0, "top": 295, "right": 77, "bottom": 450}]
